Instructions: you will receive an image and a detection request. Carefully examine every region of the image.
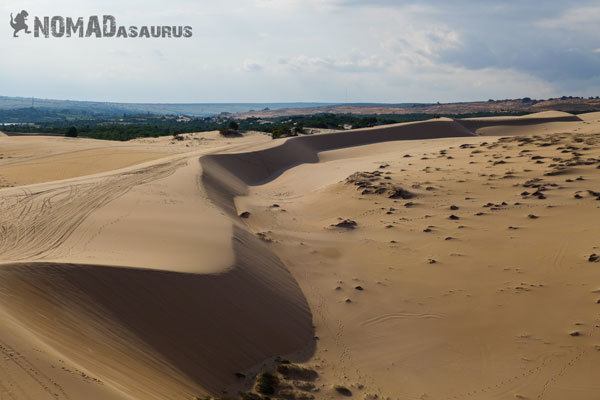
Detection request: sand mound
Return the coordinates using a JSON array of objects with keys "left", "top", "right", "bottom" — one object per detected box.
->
[
  {"left": 232, "top": 127, "right": 600, "bottom": 399},
  {"left": 457, "top": 111, "right": 583, "bottom": 136},
  {"left": 0, "top": 135, "right": 177, "bottom": 187},
  {"left": 0, "top": 134, "right": 314, "bottom": 398},
  {"left": 201, "top": 118, "right": 474, "bottom": 193},
  {"left": 0, "top": 226, "right": 312, "bottom": 397},
  {"left": 577, "top": 111, "right": 600, "bottom": 122},
  {"left": 458, "top": 111, "right": 581, "bottom": 135},
  {"left": 0, "top": 198, "right": 313, "bottom": 399},
  {"left": 459, "top": 110, "right": 578, "bottom": 122},
  {"left": 522, "top": 110, "right": 578, "bottom": 119}
]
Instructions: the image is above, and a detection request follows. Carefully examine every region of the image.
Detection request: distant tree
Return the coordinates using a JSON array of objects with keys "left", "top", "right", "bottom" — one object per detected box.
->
[
  {"left": 228, "top": 120, "right": 240, "bottom": 131},
  {"left": 219, "top": 120, "right": 242, "bottom": 137},
  {"left": 271, "top": 125, "right": 292, "bottom": 139},
  {"left": 291, "top": 123, "right": 305, "bottom": 136},
  {"left": 65, "top": 126, "right": 78, "bottom": 138}
]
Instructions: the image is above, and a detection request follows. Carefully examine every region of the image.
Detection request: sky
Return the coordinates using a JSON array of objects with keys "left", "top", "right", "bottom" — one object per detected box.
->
[{"left": 1, "top": 0, "right": 599, "bottom": 103}]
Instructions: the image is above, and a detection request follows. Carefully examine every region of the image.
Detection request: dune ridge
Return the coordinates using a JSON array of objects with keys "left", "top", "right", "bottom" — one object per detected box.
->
[
  {"left": 201, "top": 118, "right": 474, "bottom": 197},
  {"left": 458, "top": 111, "right": 582, "bottom": 135},
  {"left": 0, "top": 143, "right": 314, "bottom": 398},
  {"left": 0, "top": 226, "right": 313, "bottom": 397},
  {"left": 223, "top": 115, "right": 600, "bottom": 398}
]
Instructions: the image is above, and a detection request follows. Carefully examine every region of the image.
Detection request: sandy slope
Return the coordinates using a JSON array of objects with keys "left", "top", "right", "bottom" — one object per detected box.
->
[
  {"left": 207, "top": 114, "right": 600, "bottom": 399},
  {"left": 0, "top": 131, "right": 313, "bottom": 399},
  {"left": 459, "top": 111, "right": 583, "bottom": 136},
  {"left": 0, "top": 132, "right": 269, "bottom": 188},
  {"left": 0, "top": 136, "right": 171, "bottom": 187},
  {"left": 578, "top": 111, "right": 600, "bottom": 122},
  {"left": 0, "top": 115, "right": 599, "bottom": 399}
]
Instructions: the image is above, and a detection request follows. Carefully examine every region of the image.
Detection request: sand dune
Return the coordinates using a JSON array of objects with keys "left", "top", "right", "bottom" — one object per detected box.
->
[
  {"left": 0, "top": 132, "right": 270, "bottom": 188},
  {"left": 578, "top": 111, "right": 600, "bottom": 122},
  {"left": 0, "top": 232, "right": 313, "bottom": 398},
  {"left": 458, "top": 111, "right": 582, "bottom": 136},
  {"left": 0, "top": 113, "right": 599, "bottom": 399},
  {"left": 465, "top": 110, "right": 577, "bottom": 120},
  {"left": 203, "top": 113, "right": 600, "bottom": 399},
  {"left": 0, "top": 134, "right": 312, "bottom": 398},
  {"left": 0, "top": 136, "right": 177, "bottom": 187},
  {"left": 201, "top": 118, "right": 473, "bottom": 190},
  {"left": 227, "top": 116, "right": 600, "bottom": 399}
]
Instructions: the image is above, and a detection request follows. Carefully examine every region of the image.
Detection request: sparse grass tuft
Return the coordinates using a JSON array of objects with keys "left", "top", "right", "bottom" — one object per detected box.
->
[
  {"left": 276, "top": 363, "right": 318, "bottom": 381},
  {"left": 255, "top": 372, "right": 279, "bottom": 395}
]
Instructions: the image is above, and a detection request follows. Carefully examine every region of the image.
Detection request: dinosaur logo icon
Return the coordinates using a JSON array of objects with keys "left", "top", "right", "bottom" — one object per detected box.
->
[{"left": 10, "top": 10, "right": 31, "bottom": 37}]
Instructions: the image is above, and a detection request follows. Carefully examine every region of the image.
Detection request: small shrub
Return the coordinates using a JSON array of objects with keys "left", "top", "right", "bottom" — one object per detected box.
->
[
  {"left": 65, "top": 126, "right": 78, "bottom": 138},
  {"left": 255, "top": 372, "right": 279, "bottom": 395},
  {"left": 276, "top": 363, "right": 318, "bottom": 381},
  {"left": 271, "top": 125, "right": 292, "bottom": 139},
  {"left": 291, "top": 124, "right": 305, "bottom": 136},
  {"left": 219, "top": 127, "right": 242, "bottom": 137}
]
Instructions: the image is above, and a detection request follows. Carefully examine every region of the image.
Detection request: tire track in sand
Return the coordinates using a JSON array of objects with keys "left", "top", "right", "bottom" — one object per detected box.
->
[{"left": 0, "top": 160, "right": 183, "bottom": 262}]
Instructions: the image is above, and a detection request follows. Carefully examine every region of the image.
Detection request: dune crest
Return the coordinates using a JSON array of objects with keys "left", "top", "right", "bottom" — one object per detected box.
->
[
  {"left": 0, "top": 226, "right": 313, "bottom": 397},
  {"left": 458, "top": 112, "right": 582, "bottom": 136},
  {"left": 201, "top": 118, "right": 474, "bottom": 190},
  {"left": 0, "top": 139, "right": 314, "bottom": 398}
]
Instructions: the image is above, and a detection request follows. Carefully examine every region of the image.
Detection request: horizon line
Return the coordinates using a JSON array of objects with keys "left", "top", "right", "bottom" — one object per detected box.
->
[{"left": 3, "top": 94, "right": 592, "bottom": 107}]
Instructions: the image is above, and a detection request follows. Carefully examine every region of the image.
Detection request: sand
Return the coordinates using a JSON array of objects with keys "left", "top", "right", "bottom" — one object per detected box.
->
[{"left": 0, "top": 115, "right": 599, "bottom": 399}]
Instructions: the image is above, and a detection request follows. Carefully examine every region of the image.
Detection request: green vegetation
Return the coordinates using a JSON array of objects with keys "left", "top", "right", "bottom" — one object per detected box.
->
[
  {"left": 65, "top": 126, "right": 78, "bottom": 138},
  {"left": 2, "top": 113, "right": 223, "bottom": 141},
  {"left": 218, "top": 120, "right": 243, "bottom": 137},
  {"left": 270, "top": 124, "right": 294, "bottom": 139},
  {"left": 0, "top": 107, "right": 113, "bottom": 123},
  {"left": 1, "top": 108, "right": 585, "bottom": 142},
  {"left": 228, "top": 120, "right": 240, "bottom": 131}
]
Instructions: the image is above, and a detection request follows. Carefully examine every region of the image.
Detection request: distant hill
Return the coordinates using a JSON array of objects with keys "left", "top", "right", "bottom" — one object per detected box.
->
[
  {"left": 236, "top": 97, "right": 600, "bottom": 118},
  {"left": 0, "top": 96, "right": 334, "bottom": 120},
  {"left": 3, "top": 95, "right": 600, "bottom": 124}
]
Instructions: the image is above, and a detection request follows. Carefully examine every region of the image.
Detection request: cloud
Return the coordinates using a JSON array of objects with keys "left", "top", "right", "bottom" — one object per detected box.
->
[
  {"left": 0, "top": 0, "right": 597, "bottom": 102},
  {"left": 242, "top": 60, "right": 263, "bottom": 72},
  {"left": 276, "top": 54, "right": 388, "bottom": 73},
  {"left": 536, "top": 6, "right": 600, "bottom": 32}
]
